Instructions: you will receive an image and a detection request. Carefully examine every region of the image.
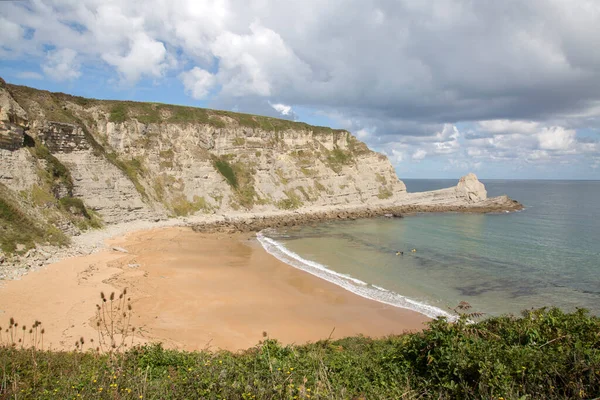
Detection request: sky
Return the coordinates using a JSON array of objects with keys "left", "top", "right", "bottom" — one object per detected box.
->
[{"left": 1, "top": 0, "right": 599, "bottom": 179}]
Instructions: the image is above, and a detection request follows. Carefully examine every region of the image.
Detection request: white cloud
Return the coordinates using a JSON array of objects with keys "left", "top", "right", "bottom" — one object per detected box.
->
[
  {"left": 355, "top": 128, "right": 372, "bottom": 140},
  {"left": 478, "top": 120, "right": 541, "bottom": 135},
  {"left": 1, "top": 0, "right": 600, "bottom": 176},
  {"left": 42, "top": 48, "right": 81, "bottom": 81},
  {"left": 180, "top": 67, "right": 216, "bottom": 100},
  {"left": 412, "top": 149, "right": 427, "bottom": 161},
  {"left": 0, "top": 16, "right": 23, "bottom": 51},
  {"left": 269, "top": 102, "right": 292, "bottom": 116},
  {"left": 536, "top": 127, "right": 576, "bottom": 150},
  {"left": 102, "top": 33, "right": 171, "bottom": 83}
]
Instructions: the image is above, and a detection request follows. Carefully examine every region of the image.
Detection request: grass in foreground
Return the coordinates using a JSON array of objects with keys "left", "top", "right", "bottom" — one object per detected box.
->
[{"left": 0, "top": 307, "right": 598, "bottom": 399}]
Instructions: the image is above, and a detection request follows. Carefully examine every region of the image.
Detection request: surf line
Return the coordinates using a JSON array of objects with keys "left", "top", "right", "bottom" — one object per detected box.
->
[{"left": 256, "top": 230, "right": 453, "bottom": 320}]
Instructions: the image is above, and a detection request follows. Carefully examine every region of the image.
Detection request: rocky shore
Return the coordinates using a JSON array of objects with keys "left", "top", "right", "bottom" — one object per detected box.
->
[{"left": 191, "top": 195, "right": 523, "bottom": 233}]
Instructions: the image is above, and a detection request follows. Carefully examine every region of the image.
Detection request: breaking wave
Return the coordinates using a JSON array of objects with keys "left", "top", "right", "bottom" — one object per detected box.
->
[{"left": 257, "top": 231, "right": 453, "bottom": 320}]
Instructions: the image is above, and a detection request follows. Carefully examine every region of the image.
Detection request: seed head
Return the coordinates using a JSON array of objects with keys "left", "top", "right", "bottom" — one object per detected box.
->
[
  {"left": 100, "top": 292, "right": 105, "bottom": 300},
  {"left": 80, "top": 337, "right": 84, "bottom": 344},
  {"left": 110, "top": 292, "right": 115, "bottom": 301},
  {"left": 9, "top": 317, "right": 14, "bottom": 326},
  {"left": 41, "top": 329, "right": 45, "bottom": 334}
]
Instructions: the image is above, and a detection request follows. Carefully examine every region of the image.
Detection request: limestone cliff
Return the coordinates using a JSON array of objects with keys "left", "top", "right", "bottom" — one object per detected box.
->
[{"left": 0, "top": 78, "right": 519, "bottom": 255}]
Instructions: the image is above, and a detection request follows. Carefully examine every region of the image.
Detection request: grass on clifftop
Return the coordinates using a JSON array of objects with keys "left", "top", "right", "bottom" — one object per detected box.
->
[
  {"left": 0, "top": 307, "right": 598, "bottom": 399},
  {"left": 7, "top": 82, "right": 347, "bottom": 135}
]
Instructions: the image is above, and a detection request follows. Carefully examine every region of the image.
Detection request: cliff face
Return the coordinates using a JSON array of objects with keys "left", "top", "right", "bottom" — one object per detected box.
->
[
  {"left": 0, "top": 80, "right": 408, "bottom": 249},
  {"left": 0, "top": 79, "right": 520, "bottom": 256}
]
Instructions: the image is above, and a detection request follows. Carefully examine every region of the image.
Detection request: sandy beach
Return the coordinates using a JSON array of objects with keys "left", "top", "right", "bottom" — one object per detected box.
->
[{"left": 0, "top": 227, "right": 428, "bottom": 351}]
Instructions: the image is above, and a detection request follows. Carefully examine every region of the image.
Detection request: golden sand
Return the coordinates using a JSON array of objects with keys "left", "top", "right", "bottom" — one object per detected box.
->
[{"left": 0, "top": 227, "right": 428, "bottom": 351}]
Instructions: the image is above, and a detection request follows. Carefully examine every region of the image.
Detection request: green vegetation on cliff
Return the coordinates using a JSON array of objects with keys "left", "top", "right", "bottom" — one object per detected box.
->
[
  {"left": 0, "top": 183, "right": 69, "bottom": 254},
  {"left": 212, "top": 156, "right": 258, "bottom": 209},
  {"left": 0, "top": 308, "right": 598, "bottom": 399},
  {"left": 7, "top": 83, "right": 347, "bottom": 135}
]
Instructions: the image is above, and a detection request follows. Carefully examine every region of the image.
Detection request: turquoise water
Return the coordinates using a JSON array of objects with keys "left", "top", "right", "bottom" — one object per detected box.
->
[{"left": 259, "top": 180, "right": 600, "bottom": 318}]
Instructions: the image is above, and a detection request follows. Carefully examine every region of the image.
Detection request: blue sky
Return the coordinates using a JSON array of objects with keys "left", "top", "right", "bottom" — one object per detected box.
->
[{"left": 1, "top": 0, "right": 599, "bottom": 179}]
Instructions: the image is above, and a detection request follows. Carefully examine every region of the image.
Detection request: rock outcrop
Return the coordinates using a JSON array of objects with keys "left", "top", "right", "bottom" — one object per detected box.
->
[
  {"left": 0, "top": 79, "right": 522, "bottom": 258},
  {"left": 457, "top": 173, "right": 487, "bottom": 202}
]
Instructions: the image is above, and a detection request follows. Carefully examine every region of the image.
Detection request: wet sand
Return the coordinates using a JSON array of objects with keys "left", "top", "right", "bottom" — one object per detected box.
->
[{"left": 0, "top": 227, "right": 429, "bottom": 351}]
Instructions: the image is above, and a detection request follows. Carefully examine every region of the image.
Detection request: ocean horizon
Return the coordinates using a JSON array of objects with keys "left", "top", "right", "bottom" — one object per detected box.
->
[{"left": 259, "top": 179, "right": 600, "bottom": 318}]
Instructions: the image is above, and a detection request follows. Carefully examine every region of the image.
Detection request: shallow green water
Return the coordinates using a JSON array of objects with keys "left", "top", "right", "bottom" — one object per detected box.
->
[{"left": 259, "top": 180, "right": 600, "bottom": 317}]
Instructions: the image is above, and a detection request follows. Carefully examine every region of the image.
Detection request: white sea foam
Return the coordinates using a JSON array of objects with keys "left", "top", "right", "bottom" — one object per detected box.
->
[{"left": 257, "top": 231, "right": 454, "bottom": 320}]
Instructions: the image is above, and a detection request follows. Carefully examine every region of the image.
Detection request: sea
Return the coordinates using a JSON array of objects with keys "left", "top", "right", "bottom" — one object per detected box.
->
[{"left": 258, "top": 180, "right": 600, "bottom": 319}]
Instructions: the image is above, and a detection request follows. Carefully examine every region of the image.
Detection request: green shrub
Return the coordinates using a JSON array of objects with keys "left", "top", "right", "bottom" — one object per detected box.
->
[
  {"left": 109, "top": 103, "right": 127, "bottom": 123},
  {"left": 59, "top": 196, "right": 90, "bottom": 218},
  {"left": 0, "top": 184, "right": 69, "bottom": 253},
  {"left": 32, "top": 142, "right": 74, "bottom": 194},
  {"left": 0, "top": 308, "right": 598, "bottom": 399},
  {"left": 276, "top": 189, "right": 303, "bottom": 210},
  {"left": 325, "top": 147, "right": 354, "bottom": 173},
  {"left": 213, "top": 158, "right": 238, "bottom": 188},
  {"left": 171, "top": 195, "right": 211, "bottom": 216},
  {"left": 378, "top": 187, "right": 393, "bottom": 199}
]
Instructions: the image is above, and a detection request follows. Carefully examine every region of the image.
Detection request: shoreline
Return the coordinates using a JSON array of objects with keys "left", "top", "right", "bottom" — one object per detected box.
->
[
  {"left": 257, "top": 231, "right": 454, "bottom": 320},
  {"left": 0, "top": 195, "right": 523, "bottom": 281},
  {"left": 0, "top": 227, "right": 429, "bottom": 351}
]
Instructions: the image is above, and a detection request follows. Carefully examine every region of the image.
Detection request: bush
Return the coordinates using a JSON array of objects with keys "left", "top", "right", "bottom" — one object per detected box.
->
[
  {"left": 213, "top": 158, "right": 238, "bottom": 189},
  {"left": 109, "top": 103, "right": 127, "bottom": 123},
  {"left": 0, "top": 308, "right": 598, "bottom": 399}
]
